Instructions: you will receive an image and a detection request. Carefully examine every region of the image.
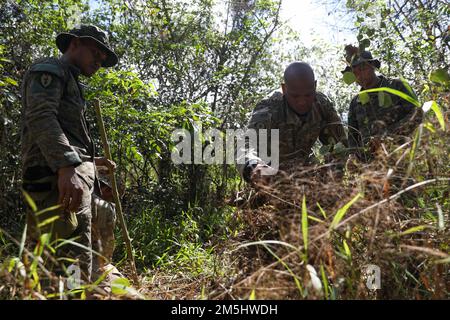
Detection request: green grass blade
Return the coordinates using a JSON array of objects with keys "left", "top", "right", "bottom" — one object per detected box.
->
[
  {"left": 37, "top": 216, "right": 60, "bottom": 229},
  {"left": 22, "top": 190, "right": 37, "bottom": 212},
  {"left": 262, "top": 243, "right": 304, "bottom": 296},
  {"left": 423, "top": 101, "right": 445, "bottom": 130},
  {"left": 320, "top": 264, "right": 330, "bottom": 300},
  {"left": 35, "top": 204, "right": 62, "bottom": 217},
  {"left": 316, "top": 202, "right": 327, "bottom": 219},
  {"left": 359, "top": 87, "right": 420, "bottom": 107},
  {"left": 330, "top": 193, "right": 363, "bottom": 230},
  {"left": 343, "top": 239, "right": 351, "bottom": 259},
  {"left": 302, "top": 195, "right": 308, "bottom": 255},
  {"left": 308, "top": 215, "right": 324, "bottom": 223},
  {"left": 400, "top": 77, "right": 417, "bottom": 100},
  {"left": 397, "top": 225, "right": 428, "bottom": 236}
]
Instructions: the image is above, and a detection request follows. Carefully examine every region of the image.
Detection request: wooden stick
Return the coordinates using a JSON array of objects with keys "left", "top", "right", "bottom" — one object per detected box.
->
[{"left": 93, "top": 99, "right": 139, "bottom": 286}]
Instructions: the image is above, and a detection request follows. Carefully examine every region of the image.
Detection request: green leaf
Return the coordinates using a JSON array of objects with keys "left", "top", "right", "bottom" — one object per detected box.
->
[
  {"left": 37, "top": 215, "right": 60, "bottom": 228},
  {"left": 261, "top": 244, "right": 304, "bottom": 296},
  {"left": 429, "top": 68, "right": 450, "bottom": 84},
  {"left": 4, "top": 77, "right": 18, "bottom": 86},
  {"left": 422, "top": 101, "right": 445, "bottom": 131},
  {"left": 423, "top": 121, "right": 436, "bottom": 133},
  {"left": 359, "top": 92, "right": 370, "bottom": 105},
  {"left": 343, "top": 240, "right": 351, "bottom": 259},
  {"left": 35, "top": 204, "right": 62, "bottom": 217},
  {"left": 111, "top": 277, "right": 131, "bottom": 295},
  {"left": 249, "top": 289, "right": 256, "bottom": 300},
  {"left": 22, "top": 190, "right": 37, "bottom": 212},
  {"left": 397, "top": 225, "right": 428, "bottom": 236},
  {"left": 360, "top": 87, "right": 420, "bottom": 107},
  {"left": 359, "top": 38, "right": 370, "bottom": 51},
  {"left": 320, "top": 264, "right": 330, "bottom": 299},
  {"left": 319, "top": 144, "right": 331, "bottom": 155},
  {"left": 343, "top": 72, "right": 356, "bottom": 85},
  {"left": 316, "top": 202, "right": 327, "bottom": 219},
  {"left": 302, "top": 195, "right": 308, "bottom": 254},
  {"left": 400, "top": 77, "right": 417, "bottom": 100},
  {"left": 308, "top": 215, "right": 324, "bottom": 223},
  {"left": 330, "top": 193, "right": 363, "bottom": 230}
]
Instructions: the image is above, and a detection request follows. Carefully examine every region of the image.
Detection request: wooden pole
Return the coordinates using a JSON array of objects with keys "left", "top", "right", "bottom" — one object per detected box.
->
[{"left": 93, "top": 99, "right": 139, "bottom": 285}]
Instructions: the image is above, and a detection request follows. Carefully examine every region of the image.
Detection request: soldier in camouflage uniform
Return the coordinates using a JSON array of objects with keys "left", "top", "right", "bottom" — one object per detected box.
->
[
  {"left": 343, "top": 46, "right": 423, "bottom": 161},
  {"left": 21, "top": 25, "right": 118, "bottom": 283},
  {"left": 239, "top": 62, "right": 348, "bottom": 182}
]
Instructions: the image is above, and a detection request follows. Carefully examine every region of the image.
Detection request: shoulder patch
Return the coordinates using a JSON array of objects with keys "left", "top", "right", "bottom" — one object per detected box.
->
[
  {"left": 40, "top": 73, "right": 53, "bottom": 88},
  {"left": 29, "top": 63, "right": 64, "bottom": 79}
]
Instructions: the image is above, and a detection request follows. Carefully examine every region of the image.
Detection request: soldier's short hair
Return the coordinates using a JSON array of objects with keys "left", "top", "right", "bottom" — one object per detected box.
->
[{"left": 283, "top": 62, "right": 315, "bottom": 84}]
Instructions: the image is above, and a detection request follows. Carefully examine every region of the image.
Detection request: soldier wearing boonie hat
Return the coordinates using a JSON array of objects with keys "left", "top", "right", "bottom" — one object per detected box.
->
[
  {"left": 21, "top": 25, "right": 118, "bottom": 285},
  {"left": 343, "top": 45, "right": 423, "bottom": 161}
]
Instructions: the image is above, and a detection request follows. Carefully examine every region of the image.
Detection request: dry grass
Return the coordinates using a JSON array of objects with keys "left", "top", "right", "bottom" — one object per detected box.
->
[{"left": 1, "top": 119, "right": 449, "bottom": 300}]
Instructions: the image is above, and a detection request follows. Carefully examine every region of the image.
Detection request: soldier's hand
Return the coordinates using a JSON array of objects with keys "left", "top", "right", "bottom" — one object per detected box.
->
[
  {"left": 57, "top": 166, "right": 84, "bottom": 212},
  {"left": 250, "top": 164, "right": 278, "bottom": 186},
  {"left": 94, "top": 157, "right": 116, "bottom": 173}
]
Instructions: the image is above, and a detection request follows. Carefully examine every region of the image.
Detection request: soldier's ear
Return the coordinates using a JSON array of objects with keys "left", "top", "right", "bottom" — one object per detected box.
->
[{"left": 281, "top": 83, "right": 287, "bottom": 94}]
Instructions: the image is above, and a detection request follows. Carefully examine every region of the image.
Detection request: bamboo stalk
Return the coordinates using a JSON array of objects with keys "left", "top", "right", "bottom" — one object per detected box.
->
[{"left": 93, "top": 99, "right": 139, "bottom": 286}]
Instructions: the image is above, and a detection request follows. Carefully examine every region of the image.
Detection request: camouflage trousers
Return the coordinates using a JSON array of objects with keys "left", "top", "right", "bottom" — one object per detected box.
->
[
  {"left": 24, "top": 162, "right": 95, "bottom": 283},
  {"left": 91, "top": 195, "right": 116, "bottom": 275}
]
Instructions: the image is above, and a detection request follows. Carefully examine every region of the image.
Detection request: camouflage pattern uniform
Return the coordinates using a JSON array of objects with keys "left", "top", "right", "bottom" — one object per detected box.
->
[
  {"left": 21, "top": 25, "right": 118, "bottom": 284},
  {"left": 91, "top": 193, "right": 116, "bottom": 272},
  {"left": 348, "top": 76, "right": 423, "bottom": 161},
  {"left": 21, "top": 57, "right": 97, "bottom": 281},
  {"left": 239, "top": 91, "right": 348, "bottom": 177}
]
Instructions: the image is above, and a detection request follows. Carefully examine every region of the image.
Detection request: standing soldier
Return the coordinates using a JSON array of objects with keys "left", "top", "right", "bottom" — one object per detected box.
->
[
  {"left": 239, "top": 62, "right": 348, "bottom": 183},
  {"left": 343, "top": 45, "right": 423, "bottom": 161},
  {"left": 21, "top": 25, "right": 118, "bottom": 284}
]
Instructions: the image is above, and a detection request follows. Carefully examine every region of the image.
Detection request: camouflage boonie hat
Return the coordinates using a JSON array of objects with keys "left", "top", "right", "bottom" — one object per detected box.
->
[
  {"left": 342, "top": 46, "right": 381, "bottom": 74},
  {"left": 56, "top": 25, "right": 118, "bottom": 67}
]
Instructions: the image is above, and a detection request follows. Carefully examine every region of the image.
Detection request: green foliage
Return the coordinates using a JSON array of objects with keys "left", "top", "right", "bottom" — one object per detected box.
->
[
  {"left": 0, "top": 0, "right": 448, "bottom": 300},
  {"left": 342, "top": 71, "right": 356, "bottom": 85}
]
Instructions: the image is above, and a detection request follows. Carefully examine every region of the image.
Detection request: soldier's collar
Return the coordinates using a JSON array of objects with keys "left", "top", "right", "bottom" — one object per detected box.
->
[
  {"left": 59, "top": 57, "right": 81, "bottom": 78},
  {"left": 67, "top": 64, "right": 81, "bottom": 79}
]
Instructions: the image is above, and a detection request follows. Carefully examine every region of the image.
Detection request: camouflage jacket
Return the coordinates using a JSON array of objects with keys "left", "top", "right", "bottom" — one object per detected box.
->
[
  {"left": 348, "top": 76, "right": 423, "bottom": 159},
  {"left": 238, "top": 91, "right": 348, "bottom": 174},
  {"left": 21, "top": 57, "right": 95, "bottom": 179}
]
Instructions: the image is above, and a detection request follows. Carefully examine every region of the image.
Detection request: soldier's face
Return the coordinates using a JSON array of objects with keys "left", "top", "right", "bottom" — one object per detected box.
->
[
  {"left": 352, "top": 63, "right": 377, "bottom": 89},
  {"left": 282, "top": 79, "right": 317, "bottom": 114},
  {"left": 73, "top": 39, "right": 107, "bottom": 77}
]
